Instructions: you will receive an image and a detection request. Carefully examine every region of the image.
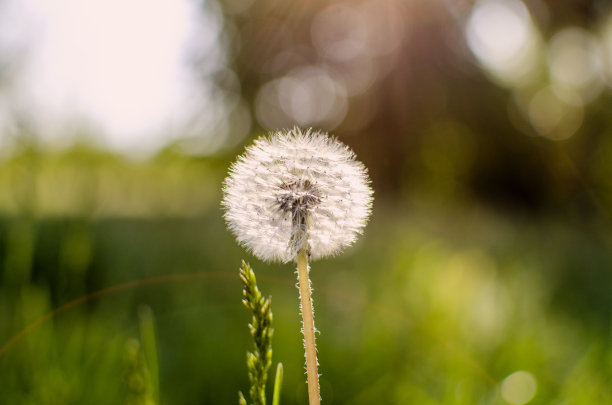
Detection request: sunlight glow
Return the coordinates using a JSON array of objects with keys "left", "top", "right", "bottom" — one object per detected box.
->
[
  {"left": 466, "top": 0, "right": 539, "bottom": 86},
  {"left": 0, "top": 0, "right": 221, "bottom": 154}
]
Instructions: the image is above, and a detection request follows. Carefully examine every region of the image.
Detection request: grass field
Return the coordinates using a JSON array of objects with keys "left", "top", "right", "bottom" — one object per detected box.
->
[{"left": 0, "top": 151, "right": 610, "bottom": 404}]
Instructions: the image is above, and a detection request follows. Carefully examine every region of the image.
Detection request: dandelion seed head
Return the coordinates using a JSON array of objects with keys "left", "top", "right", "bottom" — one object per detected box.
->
[{"left": 222, "top": 127, "right": 373, "bottom": 263}]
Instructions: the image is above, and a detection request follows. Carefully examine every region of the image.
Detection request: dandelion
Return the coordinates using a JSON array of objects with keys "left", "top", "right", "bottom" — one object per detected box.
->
[
  {"left": 222, "top": 127, "right": 373, "bottom": 405},
  {"left": 223, "top": 127, "right": 373, "bottom": 263}
]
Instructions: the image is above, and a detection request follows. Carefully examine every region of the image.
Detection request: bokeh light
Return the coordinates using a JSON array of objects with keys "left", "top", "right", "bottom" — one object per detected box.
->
[
  {"left": 465, "top": 0, "right": 540, "bottom": 87},
  {"left": 255, "top": 66, "right": 347, "bottom": 130},
  {"left": 254, "top": 0, "right": 406, "bottom": 132},
  {"left": 501, "top": 371, "right": 537, "bottom": 404},
  {"left": 527, "top": 86, "right": 584, "bottom": 140},
  {"left": 547, "top": 27, "right": 604, "bottom": 103},
  {"left": 311, "top": 4, "right": 369, "bottom": 63}
]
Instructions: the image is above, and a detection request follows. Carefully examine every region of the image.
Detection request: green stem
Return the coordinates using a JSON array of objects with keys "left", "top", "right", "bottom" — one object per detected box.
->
[{"left": 296, "top": 249, "right": 321, "bottom": 405}]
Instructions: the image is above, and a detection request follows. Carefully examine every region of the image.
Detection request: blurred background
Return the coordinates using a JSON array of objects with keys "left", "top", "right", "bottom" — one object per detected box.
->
[{"left": 1, "top": 0, "right": 612, "bottom": 403}]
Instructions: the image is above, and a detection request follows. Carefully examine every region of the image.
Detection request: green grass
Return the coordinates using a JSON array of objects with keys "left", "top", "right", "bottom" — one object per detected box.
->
[
  {"left": 0, "top": 204, "right": 610, "bottom": 404},
  {"left": 0, "top": 151, "right": 610, "bottom": 404}
]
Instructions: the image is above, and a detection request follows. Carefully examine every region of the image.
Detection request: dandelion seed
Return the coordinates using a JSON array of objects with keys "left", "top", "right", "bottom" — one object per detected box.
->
[
  {"left": 222, "top": 127, "right": 373, "bottom": 263},
  {"left": 222, "top": 127, "right": 373, "bottom": 405}
]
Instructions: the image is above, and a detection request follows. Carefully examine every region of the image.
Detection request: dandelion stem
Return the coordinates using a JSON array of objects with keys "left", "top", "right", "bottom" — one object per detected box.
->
[{"left": 296, "top": 248, "right": 321, "bottom": 405}]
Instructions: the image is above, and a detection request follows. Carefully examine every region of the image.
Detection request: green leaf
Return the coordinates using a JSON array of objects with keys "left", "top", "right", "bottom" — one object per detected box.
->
[
  {"left": 272, "top": 363, "right": 283, "bottom": 405},
  {"left": 138, "top": 305, "right": 159, "bottom": 405}
]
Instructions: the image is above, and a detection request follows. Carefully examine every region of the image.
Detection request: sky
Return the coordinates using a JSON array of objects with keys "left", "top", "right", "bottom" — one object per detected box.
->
[{"left": 0, "top": 0, "right": 221, "bottom": 154}]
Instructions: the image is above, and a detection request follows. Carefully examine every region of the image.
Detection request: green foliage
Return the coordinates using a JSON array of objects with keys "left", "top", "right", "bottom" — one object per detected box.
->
[
  {"left": 272, "top": 363, "right": 283, "bottom": 405},
  {"left": 124, "top": 307, "right": 159, "bottom": 405},
  {"left": 138, "top": 306, "right": 159, "bottom": 405},
  {"left": 0, "top": 151, "right": 611, "bottom": 403},
  {"left": 239, "top": 261, "right": 274, "bottom": 405},
  {"left": 124, "top": 339, "right": 155, "bottom": 405},
  {"left": 238, "top": 391, "right": 248, "bottom": 405}
]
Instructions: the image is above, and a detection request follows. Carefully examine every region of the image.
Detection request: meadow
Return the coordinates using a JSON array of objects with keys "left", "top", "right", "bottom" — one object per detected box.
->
[{"left": 0, "top": 147, "right": 610, "bottom": 404}]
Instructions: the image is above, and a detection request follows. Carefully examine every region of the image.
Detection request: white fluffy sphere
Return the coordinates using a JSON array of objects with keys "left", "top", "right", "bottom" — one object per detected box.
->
[{"left": 222, "top": 127, "right": 373, "bottom": 263}]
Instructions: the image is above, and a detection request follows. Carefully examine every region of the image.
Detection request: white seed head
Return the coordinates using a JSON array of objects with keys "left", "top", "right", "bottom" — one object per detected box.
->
[{"left": 222, "top": 127, "right": 373, "bottom": 263}]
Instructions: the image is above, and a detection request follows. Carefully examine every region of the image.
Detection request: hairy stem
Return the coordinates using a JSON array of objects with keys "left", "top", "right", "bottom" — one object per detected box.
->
[{"left": 296, "top": 249, "right": 321, "bottom": 405}]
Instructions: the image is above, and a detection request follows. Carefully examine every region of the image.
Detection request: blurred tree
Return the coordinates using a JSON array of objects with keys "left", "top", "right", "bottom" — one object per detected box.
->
[{"left": 213, "top": 0, "right": 612, "bottom": 219}]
